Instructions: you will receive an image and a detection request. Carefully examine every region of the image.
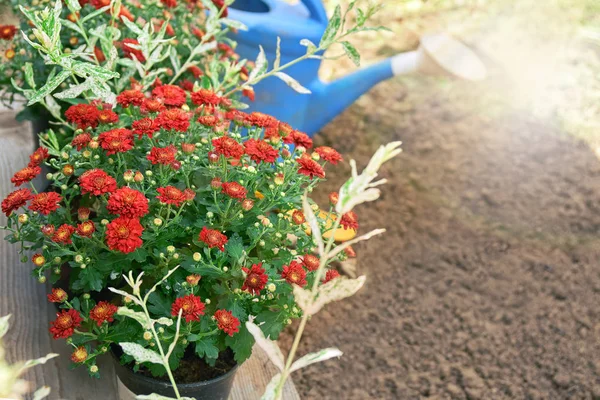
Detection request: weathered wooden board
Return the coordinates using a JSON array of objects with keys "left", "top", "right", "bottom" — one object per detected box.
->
[{"left": 0, "top": 112, "right": 299, "bottom": 400}]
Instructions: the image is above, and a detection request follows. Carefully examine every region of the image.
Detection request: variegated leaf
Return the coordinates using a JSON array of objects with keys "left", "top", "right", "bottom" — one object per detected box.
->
[
  {"left": 290, "top": 348, "right": 343, "bottom": 372},
  {"left": 261, "top": 373, "right": 282, "bottom": 400},
  {"left": 246, "top": 321, "right": 284, "bottom": 371},
  {"left": 119, "top": 342, "right": 163, "bottom": 365},
  {"left": 274, "top": 72, "right": 311, "bottom": 94}
]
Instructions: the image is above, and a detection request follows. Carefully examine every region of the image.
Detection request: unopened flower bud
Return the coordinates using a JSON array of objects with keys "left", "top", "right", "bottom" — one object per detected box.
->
[
  {"left": 167, "top": 245, "right": 175, "bottom": 253},
  {"left": 134, "top": 171, "right": 144, "bottom": 182},
  {"left": 46, "top": 172, "right": 53, "bottom": 180},
  {"left": 286, "top": 319, "right": 292, "bottom": 325},
  {"left": 123, "top": 170, "right": 134, "bottom": 182},
  {"left": 311, "top": 151, "right": 320, "bottom": 161},
  {"left": 63, "top": 164, "right": 74, "bottom": 176},
  {"left": 274, "top": 173, "right": 284, "bottom": 185},
  {"left": 329, "top": 192, "right": 339, "bottom": 206},
  {"left": 145, "top": 170, "right": 153, "bottom": 177},
  {"left": 78, "top": 207, "right": 91, "bottom": 221},
  {"left": 205, "top": 298, "right": 211, "bottom": 304},
  {"left": 241, "top": 199, "right": 254, "bottom": 211},
  {"left": 153, "top": 218, "right": 163, "bottom": 226},
  {"left": 223, "top": 267, "right": 229, "bottom": 272},
  {"left": 18, "top": 214, "right": 28, "bottom": 223},
  {"left": 83, "top": 150, "right": 92, "bottom": 158},
  {"left": 206, "top": 212, "right": 214, "bottom": 219},
  {"left": 80, "top": 264, "right": 87, "bottom": 269},
  {"left": 158, "top": 327, "right": 165, "bottom": 333},
  {"left": 173, "top": 253, "right": 179, "bottom": 259},
  {"left": 267, "top": 283, "right": 276, "bottom": 292},
  {"left": 143, "top": 331, "right": 153, "bottom": 341},
  {"left": 101, "top": 219, "right": 109, "bottom": 225},
  {"left": 75, "top": 255, "right": 83, "bottom": 263},
  {"left": 89, "top": 140, "right": 99, "bottom": 149},
  {"left": 210, "top": 177, "right": 222, "bottom": 190},
  {"left": 193, "top": 252, "right": 201, "bottom": 262},
  {"left": 90, "top": 365, "right": 99, "bottom": 373},
  {"left": 208, "top": 151, "right": 219, "bottom": 163},
  {"left": 38, "top": 275, "right": 46, "bottom": 283},
  {"left": 53, "top": 256, "right": 61, "bottom": 264},
  {"left": 259, "top": 240, "right": 265, "bottom": 247},
  {"left": 181, "top": 143, "right": 195, "bottom": 154},
  {"left": 186, "top": 274, "right": 201, "bottom": 286},
  {"left": 61, "top": 152, "right": 69, "bottom": 160}
]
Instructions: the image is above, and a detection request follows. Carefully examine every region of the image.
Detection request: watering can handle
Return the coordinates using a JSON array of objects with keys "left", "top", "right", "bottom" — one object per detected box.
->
[{"left": 300, "top": 0, "right": 329, "bottom": 25}]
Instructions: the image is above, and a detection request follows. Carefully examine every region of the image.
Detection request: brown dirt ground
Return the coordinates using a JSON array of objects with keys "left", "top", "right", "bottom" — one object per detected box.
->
[{"left": 279, "top": 54, "right": 600, "bottom": 398}]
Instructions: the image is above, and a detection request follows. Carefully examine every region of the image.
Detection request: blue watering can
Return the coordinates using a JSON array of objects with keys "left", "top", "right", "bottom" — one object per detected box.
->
[{"left": 228, "top": 0, "right": 487, "bottom": 136}]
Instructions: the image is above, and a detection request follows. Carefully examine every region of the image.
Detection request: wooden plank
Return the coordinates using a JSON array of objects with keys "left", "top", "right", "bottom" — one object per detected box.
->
[{"left": 0, "top": 112, "right": 299, "bottom": 400}]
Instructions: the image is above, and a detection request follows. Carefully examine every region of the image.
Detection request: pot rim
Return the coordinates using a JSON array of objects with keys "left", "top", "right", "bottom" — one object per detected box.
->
[{"left": 111, "top": 349, "right": 240, "bottom": 390}]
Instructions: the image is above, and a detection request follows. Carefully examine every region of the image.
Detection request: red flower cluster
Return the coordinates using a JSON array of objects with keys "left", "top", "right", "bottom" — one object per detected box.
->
[
  {"left": 0, "top": 25, "right": 17, "bottom": 40},
  {"left": 157, "top": 186, "right": 187, "bottom": 206},
  {"left": 77, "top": 220, "right": 96, "bottom": 237},
  {"left": 244, "top": 112, "right": 277, "bottom": 128},
  {"left": 155, "top": 108, "right": 191, "bottom": 132},
  {"left": 302, "top": 254, "right": 320, "bottom": 272},
  {"left": 89, "top": 301, "right": 118, "bottom": 326},
  {"left": 29, "top": 147, "right": 49, "bottom": 167},
  {"left": 50, "top": 309, "right": 82, "bottom": 339},
  {"left": 147, "top": 145, "right": 177, "bottom": 165},
  {"left": 291, "top": 210, "right": 305, "bottom": 225},
  {"left": 52, "top": 224, "right": 76, "bottom": 245},
  {"left": 197, "top": 115, "right": 220, "bottom": 127},
  {"left": 340, "top": 211, "right": 358, "bottom": 230},
  {"left": 191, "top": 89, "right": 222, "bottom": 106},
  {"left": 221, "top": 182, "right": 247, "bottom": 199},
  {"left": 98, "top": 109, "right": 119, "bottom": 125},
  {"left": 107, "top": 187, "right": 149, "bottom": 218},
  {"left": 2, "top": 189, "right": 32, "bottom": 216},
  {"left": 242, "top": 263, "right": 268, "bottom": 295},
  {"left": 152, "top": 84, "right": 187, "bottom": 107},
  {"left": 98, "top": 128, "right": 134, "bottom": 155},
  {"left": 79, "top": 169, "right": 117, "bottom": 196},
  {"left": 116, "top": 89, "right": 145, "bottom": 108},
  {"left": 323, "top": 269, "right": 340, "bottom": 283},
  {"left": 105, "top": 217, "right": 144, "bottom": 253},
  {"left": 315, "top": 146, "right": 343, "bottom": 165},
  {"left": 283, "top": 130, "right": 313, "bottom": 149},
  {"left": 71, "top": 133, "right": 92, "bottom": 150},
  {"left": 11, "top": 165, "right": 41, "bottom": 186},
  {"left": 171, "top": 294, "right": 206, "bottom": 322},
  {"left": 29, "top": 192, "right": 62, "bottom": 215},
  {"left": 132, "top": 118, "right": 158, "bottom": 138},
  {"left": 199, "top": 227, "right": 228, "bottom": 251},
  {"left": 281, "top": 261, "right": 307, "bottom": 287},
  {"left": 65, "top": 104, "right": 100, "bottom": 129},
  {"left": 297, "top": 156, "right": 325, "bottom": 179},
  {"left": 214, "top": 309, "right": 240, "bottom": 336},
  {"left": 212, "top": 136, "right": 244, "bottom": 159},
  {"left": 47, "top": 288, "right": 68, "bottom": 303},
  {"left": 244, "top": 139, "right": 278, "bottom": 163}
]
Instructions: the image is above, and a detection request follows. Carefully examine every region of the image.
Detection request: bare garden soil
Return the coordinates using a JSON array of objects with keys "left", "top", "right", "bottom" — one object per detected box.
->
[{"left": 279, "top": 68, "right": 600, "bottom": 399}]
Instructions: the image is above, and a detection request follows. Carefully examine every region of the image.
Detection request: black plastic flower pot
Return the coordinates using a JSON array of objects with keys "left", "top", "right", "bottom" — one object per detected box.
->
[{"left": 111, "top": 350, "right": 239, "bottom": 400}]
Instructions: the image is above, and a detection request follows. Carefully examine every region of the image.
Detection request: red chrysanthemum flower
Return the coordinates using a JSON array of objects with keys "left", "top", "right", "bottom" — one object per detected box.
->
[
  {"left": 28, "top": 147, "right": 49, "bottom": 167},
  {"left": 188, "top": 65, "right": 203, "bottom": 78},
  {"left": 221, "top": 182, "right": 247, "bottom": 199},
  {"left": 78, "top": 207, "right": 91, "bottom": 221},
  {"left": 79, "top": 169, "right": 117, "bottom": 196},
  {"left": 141, "top": 98, "right": 166, "bottom": 114},
  {"left": 278, "top": 122, "right": 293, "bottom": 137},
  {"left": 283, "top": 130, "right": 313, "bottom": 149},
  {"left": 152, "top": 84, "right": 187, "bottom": 107},
  {"left": 47, "top": 288, "right": 68, "bottom": 303},
  {"left": 32, "top": 253, "right": 46, "bottom": 267},
  {"left": 29, "top": 192, "right": 62, "bottom": 215},
  {"left": 71, "top": 346, "right": 88, "bottom": 363},
  {"left": 281, "top": 261, "right": 307, "bottom": 287},
  {"left": 329, "top": 192, "right": 339, "bottom": 206},
  {"left": 212, "top": 136, "right": 244, "bottom": 159},
  {"left": 340, "top": 211, "right": 358, "bottom": 231},
  {"left": 2, "top": 189, "right": 33, "bottom": 216},
  {"left": 122, "top": 38, "right": 145, "bottom": 62},
  {"left": 181, "top": 142, "right": 196, "bottom": 154},
  {"left": 49, "top": 309, "right": 82, "bottom": 339},
  {"left": 52, "top": 224, "right": 76, "bottom": 245},
  {"left": 171, "top": 294, "right": 205, "bottom": 322},
  {"left": 156, "top": 186, "right": 186, "bottom": 206},
  {"left": 183, "top": 188, "right": 196, "bottom": 201},
  {"left": 65, "top": 104, "right": 100, "bottom": 129},
  {"left": 89, "top": 301, "right": 118, "bottom": 326},
  {"left": 41, "top": 224, "right": 55, "bottom": 237},
  {"left": 77, "top": 220, "right": 96, "bottom": 237},
  {"left": 197, "top": 115, "right": 220, "bottom": 127},
  {"left": 199, "top": 227, "right": 228, "bottom": 251},
  {"left": 98, "top": 109, "right": 119, "bottom": 125},
  {"left": 98, "top": 128, "right": 134, "bottom": 155},
  {"left": 117, "top": 89, "right": 145, "bottom": 108},
  {"left": 11, "top": 165, "right": 41, "bottom": 187},
  {"left": 71, "top": 133, "right": 92, "bottom": 151},
  {"left": 179, "top": 79, "right": 194, "bottom": 92},
  {"left": 191, "top": 89, "right": 221, "bottom": 106},
  {"left": 242, "top": 263, "right": 268, "bottom": 295},
  {"left": 297, "top": 156, "right": 325, "bottom": 179},
  {"left": 302, "top": 254, "right": 320, "bottom": 272},
  {"left": 323, "top": 269, "right": 340, "bottom": 284},
  {"left": 244, "top": 112, "right": 278, "bottom": 128},
  {"left": 225, "top": 109, "right": 247, "bottom": 124},
  {"left": 214, "top": 310, "right": 240, "bottom": 337},
  {"left": 244, "top": 139, "right": 278, "bottom": 163},
  {"left": 161, "top": 0, "right": 177, "bottom": 7},
  {"left": 291, "top": 210, "right": 305, "bottom": 225},
  {"left": 0, "top": 25, "right": 17, "bottom": 40},
  {"left": 212, "top": 0, "right": 229, "bottom": 16},
  {"left": 155, "top": 108, "right": 191, "bottom": 132},
  {"left": 107, "top": 187, "right": 149, "bottom": 218},
  {"left": 147, "top": 145, "right": 177, "bottom": 165},
  {"left": 106, "top": 217, "right": 144, "bottom": 253},
  {"left": 315, "top": 146, "right": 343, "bottom": 165},
  {"left": 132, "top": 118, "right": 158, "bottom": 138}
]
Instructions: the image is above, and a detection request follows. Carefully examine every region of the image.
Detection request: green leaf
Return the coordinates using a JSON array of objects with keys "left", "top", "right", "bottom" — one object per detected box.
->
[
  {"left": 220, "top": 18, "right": 247, "bottom": 31},
  {"left": 27, "top": 69, "right": 71, "bottom": 106},
  {"left": 121, "top": 15, "right": 143, "bottom": 35},
  {"left": 61, "top": 19, "right": 84, "bottom": 36},
  {"left": 147, "top": 292, "right": 172, "bottom": 317},
  {"left": 225, "top": 233, "right": 244, "bottom": 265},
  {"left": 23, "top": 63, "right": 36, "bottom": 89},
  {"left": 194, "top": 337, "right": 219, "bottom": 360},
  {"left": 71, "top": 266, "right": 103, "bottom": 292},
  {"left": 274, "top": 72, "right": 311, "bottom": 94},
  {"left": 81, "top": 5, "right": 111, "bottom": 24},
  {"left": 341, "top": 41, "right": 360, "bottom": 66},
  {"left": 225, "top": 324, "right": 254, "bottom": 363},
  {"left": 319, "top": 5, "right": 342, "bottom": 48}
]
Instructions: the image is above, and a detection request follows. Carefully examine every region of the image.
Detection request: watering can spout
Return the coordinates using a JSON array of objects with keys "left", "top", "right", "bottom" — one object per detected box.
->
[{"left": 304, "top": 33, "right": 487, "bottom": 135}]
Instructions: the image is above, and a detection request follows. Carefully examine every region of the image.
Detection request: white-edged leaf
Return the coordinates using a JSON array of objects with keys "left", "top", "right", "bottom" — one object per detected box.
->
[
  {"left": 303, "top": 194, "right": 323, "bottom": 255},
  {"left": 319, "top": 5, "right": 342, "bottom": 47},
  {"left": 0, "top": 314, "right": 11, "bottom": 338},
  {"left": 169, "top": 46, "right": 181, "bottom": 73},
  {"left": 44, "top": 95, "right": 61, "bottom": 120},
  {"left": 27, "top": 69, "right": 71, "bottom": 106},
  {"left": 81, "top": 5, "right": 111, "bottom": 23},
  {"left": 61, "top": 19, "right": 84, "bottom": 36},
  {"left": 121, "top": 15, "right": 143, "bottom": 35},
  {"left": 166, "top": 310, "right": 182, "bottom": 360},
  {"left": 117, "top": 307, "right": 150, "bottom": 329},
  {"left": 290, "top": 347, "right": 343, "bottom": 372},
  {"left": 154, "top": 317, "right": 174, "bottom": 326},
  {"left": 119, "top": 342, "right": 162, "bottom": 365},
  {"left": 300, "top": 38, "right": 317, "bottom": 54},
  {"left": 18, "top": 353, "right": 59, "bottom": 375},
  {"left": 23, "top": 62, "right": 36, "bottom": 89},
  {"left": 108, "top": 287, "right": 142, "bottom": 306},
  {"left": 246, "top": 321, "right": 284, "bottom": 371},
  {"left": 64, "top": 0, "right": 81, "bottom": 12},
  {"left": 248, "top": 45, "right": 267, "bottom": 82},
  {"left": 274, "top": 37, "right": 281, "bottom": 69},
  {"left": 191, "top": 41, "right": 217, "bottom": 57},
  {"left": 261, "top": 373, "right": 282, "bottom": 400},
  {"left": 341, "top": 41, "right": 360, "bottom": 66},
  {"left": 296, "top": 276, "right": 366, "bottom": 315},
  {"left": 274, "top": 72, "right": 311, "bottom": 94},
  {"left": 328, "top": 229, "right": 386, "bottom": 259},
  {"left": 53, "top": 77, "right": 94, "bottom": 99},
  {"left": 292, "top": 285, "right": 313, "bottom": 315},
  {"left": 220, "top": 18, "right": 247, "bottom": 31},
  {"left": 33, "top": 386, "right": 52, "bottom": 400}
]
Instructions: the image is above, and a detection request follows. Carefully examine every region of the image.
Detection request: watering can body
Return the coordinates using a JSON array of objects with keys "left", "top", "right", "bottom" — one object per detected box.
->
[{"left": 228, "top": 0, "right": 487, "bottom": 136}]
